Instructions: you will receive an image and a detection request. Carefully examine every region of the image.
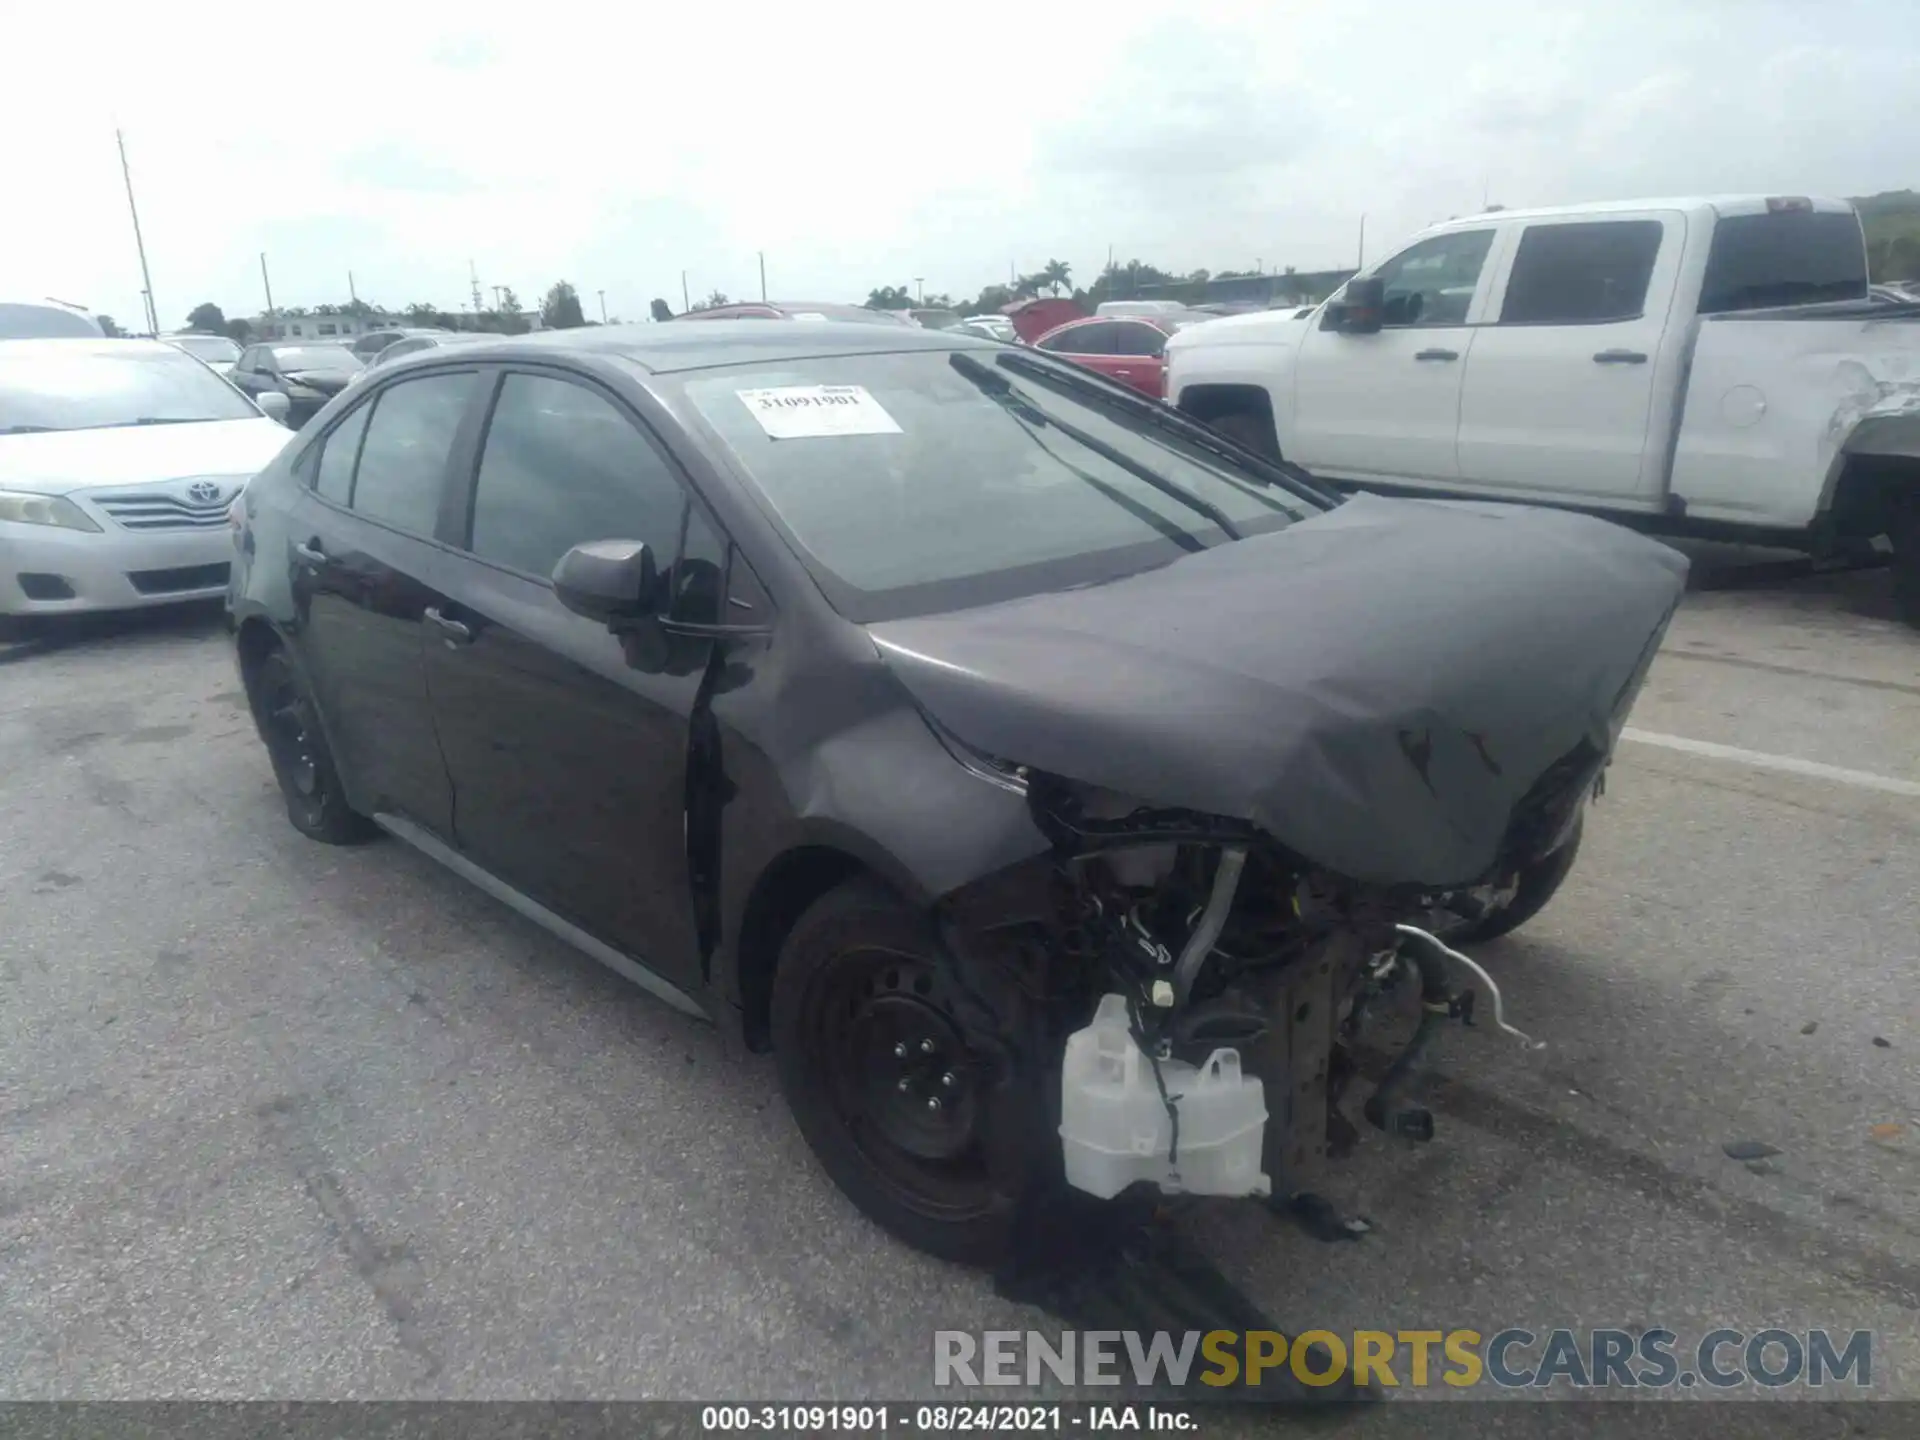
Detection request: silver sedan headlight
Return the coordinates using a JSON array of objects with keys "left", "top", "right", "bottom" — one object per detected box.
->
[{"left": 0, "top": 491, "right": 102, "bottom": 533}]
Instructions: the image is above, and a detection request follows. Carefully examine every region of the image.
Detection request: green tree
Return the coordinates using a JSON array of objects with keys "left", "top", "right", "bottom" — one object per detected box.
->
[
  {"left": 689, "top": 290, "right": 730, "bottom": 312},
  {"left": 542, "top": 281, "right": 587, "bottom": 329},
  {"left": 650, "top": 298, "right": 674, "bottom": 322},
  {"left": 1041, "top": 259, "right": 1072, "bottom": 296},
  {"left": 96, "top": 315, "right": 124, "bottom": 337},
  {"left": 865, "top": 285, "right": 913, "bottom": 309},
  {"left": 226, "top": 317, "right": 253, "bottom": 342},
  {"left": 185, "top": 302, "right": 227, "bottom": 333}
]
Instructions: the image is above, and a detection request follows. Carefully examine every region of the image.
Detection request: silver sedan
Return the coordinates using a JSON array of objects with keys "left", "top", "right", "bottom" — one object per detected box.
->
[{"left": 0, "top": 339, "right": 293, "bottom": 637}]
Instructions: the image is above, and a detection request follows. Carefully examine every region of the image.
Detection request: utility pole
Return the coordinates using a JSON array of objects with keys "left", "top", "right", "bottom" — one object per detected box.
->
[
  {"left": 469, "top": 261, "right": 485, "bottom": 316},
  {"left": 914, "top": 277, "right": 924, "bottom": 304},
  {"left": 1357, "top": 215, "right": 1366, "bottom": 270},
  {"left": 347, "top": 270, "right": 359, "bottom": 306},
  {"left": 758, "top": 251, "right": 767, "bottom": 302},
  {"left": 260, "top": 253, "right": 277, "bottom": 329},
  {"left": 597, "top": 289, "right": 607, "bottom": 323},
  {"left": 681, "top": 271, "right": 690, "bottom": 312},
  {"left": 116, "top": 129, "right": 158, "bottom": 335}
]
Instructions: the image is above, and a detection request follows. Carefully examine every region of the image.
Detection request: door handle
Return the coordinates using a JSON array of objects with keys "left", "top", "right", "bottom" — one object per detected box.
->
[
  {"left": 1593, "top": 349, "right": 1648, "bottom": 364},
  {"left": 292, "top": 540, "right": 326, "bottom": 567},
  {"left": 423, "top": 606, "right": 472, "bottom": 645},
  {"left": 1414, "top": 348, "right": 1459, "bottom": 361}
]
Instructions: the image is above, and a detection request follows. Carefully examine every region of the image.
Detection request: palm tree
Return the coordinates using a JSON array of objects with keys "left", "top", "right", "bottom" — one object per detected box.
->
[{"left": 1041, "top": 259, "right": 1072, "bottom": 296}]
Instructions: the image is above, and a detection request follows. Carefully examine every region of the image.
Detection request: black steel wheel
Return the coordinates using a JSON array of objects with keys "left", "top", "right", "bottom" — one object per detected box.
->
[
  {"left": 1439, "top": 815, "right": 1585, "bottom": 946},
  {"left": 250, "top": 647, "right": 375, "bottom": 845},
  {"left": 772, "top": 881, "right": 1032, "bottom": 1265}
]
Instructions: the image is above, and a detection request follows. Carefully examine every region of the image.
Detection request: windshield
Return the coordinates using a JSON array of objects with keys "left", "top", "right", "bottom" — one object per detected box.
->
[
  {"left": 168, "top": 334, "right": 241, "bottom": 361},
  {"left": 679, "top": 348, "right": 1323, "bottom": 622},
  {"left": 272, "top": 345, "right": 360, "bottom": 371},
  {"left": 0, "top": 348, "right": 262, "bottom": 433},
  {"left": 1700, "top": 211, "right": 1868, "bottom": 313}
]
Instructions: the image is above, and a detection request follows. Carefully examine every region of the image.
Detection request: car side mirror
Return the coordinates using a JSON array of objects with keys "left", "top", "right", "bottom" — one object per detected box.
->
[
  {"left": 1332, "top": 278, "right": 1386, "bottom": 335},
  {"left": 256, "top": 390, "right": 292, "bottom": 424},
  {"left": 552, "top": 539, "right": 662, "bottom": 626}
]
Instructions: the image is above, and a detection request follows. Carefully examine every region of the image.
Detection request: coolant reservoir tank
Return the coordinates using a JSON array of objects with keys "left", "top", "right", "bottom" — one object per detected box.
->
[{"left": 1059, "top": 993, "right": 1270, "bottom": 1200}]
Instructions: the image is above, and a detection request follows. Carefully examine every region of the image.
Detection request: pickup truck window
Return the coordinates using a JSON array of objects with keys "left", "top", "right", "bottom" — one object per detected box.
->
[
  {"left": 1500, "top": 220, "right": 1664, "bottom": 325},
  {"left": 1372, "top": 229, "right": 1495, "bottom": 327},
  {"left": 1699, "top": 211, "right": 1868, "bottom": 314}
]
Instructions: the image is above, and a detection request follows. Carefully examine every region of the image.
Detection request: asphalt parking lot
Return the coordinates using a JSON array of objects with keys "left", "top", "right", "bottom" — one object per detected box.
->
[{"left": 2, "top": 556, "right": 1915, "bottom": 1415}]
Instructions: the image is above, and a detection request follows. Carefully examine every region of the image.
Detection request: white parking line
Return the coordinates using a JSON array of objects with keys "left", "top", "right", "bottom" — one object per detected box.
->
[{"left": 1620, "top": 727, "right": 1920, "bottom": 799}]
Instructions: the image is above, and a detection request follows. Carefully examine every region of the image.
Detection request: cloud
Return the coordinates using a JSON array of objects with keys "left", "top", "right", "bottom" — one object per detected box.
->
[{"left": 1, "top": 0, "right": 1914, "bottom": 327}]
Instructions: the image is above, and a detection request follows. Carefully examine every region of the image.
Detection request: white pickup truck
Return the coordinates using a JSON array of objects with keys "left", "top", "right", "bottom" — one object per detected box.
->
[{"left": 1165, "top": 195, "right": 1920, "bottom": 625}]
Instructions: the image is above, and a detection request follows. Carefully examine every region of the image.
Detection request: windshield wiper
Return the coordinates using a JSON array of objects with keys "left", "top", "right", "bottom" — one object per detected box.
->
[
  {"left": 950, "top": 353, "right": 1244, "bottom": 541},
  {"left": 988, "top": 348, "right": 1340, "bottom": 511}
]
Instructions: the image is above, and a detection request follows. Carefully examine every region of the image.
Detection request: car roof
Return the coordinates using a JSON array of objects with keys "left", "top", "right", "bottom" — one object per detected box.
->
[
  {"left": 1422, "top": 194, "right": 1856, "bottom": 233},
  {"left": 374, "top": 319, "right": 996, "bottom": 375},
  {"left": 0, "top": 337, "right": 183, "bottom": 359}
]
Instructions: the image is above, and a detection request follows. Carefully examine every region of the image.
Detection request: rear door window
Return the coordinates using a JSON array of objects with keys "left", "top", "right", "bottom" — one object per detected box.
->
[
  {"left": 1499, "top": 220, "right": 1665, "bottom": 324},
  {"left": 349, "top": 372, "right": 475, "bottom": 534}
]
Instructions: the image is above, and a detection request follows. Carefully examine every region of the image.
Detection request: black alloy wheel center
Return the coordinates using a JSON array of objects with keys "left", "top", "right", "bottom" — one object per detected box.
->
[
  {"left": 857, "top": 994, "right": 976, "bottom": 1161},
  {"left": 268, "top": 686, "right": 319, "bottom": 797}
]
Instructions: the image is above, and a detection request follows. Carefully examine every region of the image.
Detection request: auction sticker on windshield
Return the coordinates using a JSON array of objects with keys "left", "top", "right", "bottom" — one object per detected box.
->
[{"left": 738, "top": 385, "right": 902, "bottom": 439}]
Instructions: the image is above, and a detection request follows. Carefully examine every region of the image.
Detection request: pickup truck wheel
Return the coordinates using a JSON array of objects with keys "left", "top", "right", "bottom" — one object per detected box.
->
[
  {"left": 1891, "top": 495, "right": 1920, "bottom": 628},
  {"left": 1441, "top": 816, "right": 1585, "bottom": 945},
  {"left": 772, "top": 880, "right": 1030, "bottom": 1266},
  {"left": 1208, "top": 408, "right": 1282, "bottom": 462}
]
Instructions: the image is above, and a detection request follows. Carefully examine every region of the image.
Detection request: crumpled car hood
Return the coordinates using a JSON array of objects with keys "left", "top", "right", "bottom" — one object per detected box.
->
[{"left": 868, "top": 493, "right": 1688, "bottom": 889}]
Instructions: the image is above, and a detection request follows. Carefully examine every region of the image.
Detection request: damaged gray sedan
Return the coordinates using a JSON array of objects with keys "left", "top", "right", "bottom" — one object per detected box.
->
[{"left": 229, "top": 321, "right": 1687, "bottom": 1269}]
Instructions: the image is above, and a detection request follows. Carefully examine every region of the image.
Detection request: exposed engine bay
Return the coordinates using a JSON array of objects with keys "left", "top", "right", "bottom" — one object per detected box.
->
[{"left": 944, "top": 766, "right": 1571, "bottom": 1223}]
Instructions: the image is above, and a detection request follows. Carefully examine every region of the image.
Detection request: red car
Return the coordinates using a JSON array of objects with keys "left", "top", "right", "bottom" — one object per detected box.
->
[{"left": 1029, "top": 312, "right": 1211, "bottom": 400}]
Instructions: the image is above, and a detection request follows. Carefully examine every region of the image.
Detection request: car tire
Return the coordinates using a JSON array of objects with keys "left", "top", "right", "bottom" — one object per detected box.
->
[
  {"left": 1208, "top": 407, "right": 1282, "bottom": 462},
  {"left": 1891, "top": 491, "right": 1920, "bottom": 629},
  {"left": 771, "top": 879, "right": 1036, "bottom": 1267},
  {"left": 0, "top": 614, "right": 44, "bottom": 645},
  {"left": 248, "top": 646, "right": 377, "bottom": 845},
  {"left": 1443, "top": 816, "right": 1585, "bottom": 946}
]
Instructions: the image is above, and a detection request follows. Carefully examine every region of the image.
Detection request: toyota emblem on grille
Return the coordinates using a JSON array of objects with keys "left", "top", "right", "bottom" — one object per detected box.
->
[{"left": 186, "top": 480, "right": 223, "bottom": 505}]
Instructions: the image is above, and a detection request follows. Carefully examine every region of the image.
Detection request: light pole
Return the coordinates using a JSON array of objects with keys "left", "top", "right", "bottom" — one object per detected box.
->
[
  {"left": 260, "top": 253, "right": 277, "bottom": 331},
  {"left": 598, "top": 289, "right": 607, "bottom": 323},
  {"left": 914, "top": 277, "right": 924, "bottom": 304},
  {"left": 116, "top": 129, "right": 158, "bottom": 335},
  {"left": 759, "top": 251, "right": 767, "bottom": 302},
  {"left": 681, "top": 270, "right": 690, "bottom": 313}
]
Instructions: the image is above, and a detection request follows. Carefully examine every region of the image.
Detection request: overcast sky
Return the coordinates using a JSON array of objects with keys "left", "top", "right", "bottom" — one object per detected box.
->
[{"left": 5, "top": 0, "right": 1915, "bottom": 328}]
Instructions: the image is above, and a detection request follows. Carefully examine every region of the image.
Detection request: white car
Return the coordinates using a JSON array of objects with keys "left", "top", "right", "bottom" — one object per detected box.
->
[
  {"left": 1, "top": 339, "right": 293, "bottom": 636},
  {"left": 162, "top": 331, "right": 244, "bottom": 377}
]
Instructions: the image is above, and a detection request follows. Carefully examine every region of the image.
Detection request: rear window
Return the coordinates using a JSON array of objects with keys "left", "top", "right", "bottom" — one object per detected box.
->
[{"left": 1699, "top": 211, "right": 1868, "bottom": 314}]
